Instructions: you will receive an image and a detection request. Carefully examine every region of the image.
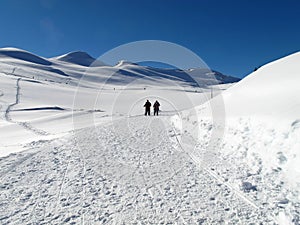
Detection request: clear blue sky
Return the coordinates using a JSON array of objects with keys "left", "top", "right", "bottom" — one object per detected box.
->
[{"left": 0, "top": 0, "right": 299, "bottom": 78}]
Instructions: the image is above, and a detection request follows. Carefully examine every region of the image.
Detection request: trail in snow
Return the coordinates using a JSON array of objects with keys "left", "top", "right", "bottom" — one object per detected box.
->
[
  {"left": 0, "top": 116, "right": 272, "bottom": 224},
  {"left": 4, "top": 78, "right": 21, "bottom": 122},
  {"left": 4, "top": 78, "right": 49, "bottom": 136}
]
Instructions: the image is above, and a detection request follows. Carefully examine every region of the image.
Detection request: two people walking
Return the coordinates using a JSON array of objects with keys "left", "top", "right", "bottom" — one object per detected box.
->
[{"left": 144, "top": 100, "right": 160, "bottom": 116}]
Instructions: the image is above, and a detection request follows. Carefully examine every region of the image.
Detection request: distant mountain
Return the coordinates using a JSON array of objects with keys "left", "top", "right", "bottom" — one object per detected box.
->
[
  {"left": 52, "top": 51, "right": 107, "bottom": 67},
  {"left": 0, "top": 47, "right": 240, "bottom": 88},
  {"left": 115, "top": 60, "right": 139, "bottom": 67},
  {"left": 0, "top": 47, "right": 51, "bottom": 65}
]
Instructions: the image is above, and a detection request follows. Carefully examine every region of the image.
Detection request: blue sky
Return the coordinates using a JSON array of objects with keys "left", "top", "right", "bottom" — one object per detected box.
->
[{"left": 0, "top": 0, "right": 299, "bottom": 78}]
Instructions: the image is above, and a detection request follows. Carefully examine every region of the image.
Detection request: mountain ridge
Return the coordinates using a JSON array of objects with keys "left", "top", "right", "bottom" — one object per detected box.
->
[{"left": 0, "top": 47, "right": 240, "bottom": 87}]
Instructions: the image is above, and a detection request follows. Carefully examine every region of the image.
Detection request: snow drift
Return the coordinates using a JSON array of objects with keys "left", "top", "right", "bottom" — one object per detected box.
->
[
  {"left": 174, "top": 52, "right": 300, "bottom": 223},
  {"left": 223, "top": 52, "right": 300, "bottom": 120}
]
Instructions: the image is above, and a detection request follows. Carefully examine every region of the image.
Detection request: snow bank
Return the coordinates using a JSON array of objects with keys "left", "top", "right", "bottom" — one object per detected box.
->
[
  {"left": 215, "top": 51, "right": 300, "bottom": 184},
  {"left": 223, "top": 52, "right": 300, "bottom": 120},
  {"left": 197, "top": 51, "right": 300, "bottom": 181},
  {"left": 174, "top": 52, "right": 300, "bottom": 223}
]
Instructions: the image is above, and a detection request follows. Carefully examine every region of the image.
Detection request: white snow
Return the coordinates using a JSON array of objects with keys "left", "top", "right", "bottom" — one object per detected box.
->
[
  {"left": 223, "top": 52, "right": 300, "bottom": 119},
  {"left": 0, "top": 47, "right": 299, "bottom": 224},
  {"left": 174, "top": 51, "right": 300, "bottom": 223}
]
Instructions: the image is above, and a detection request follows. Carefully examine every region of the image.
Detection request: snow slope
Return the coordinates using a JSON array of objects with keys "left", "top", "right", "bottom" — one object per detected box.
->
[
  {"left": 223, "top": 52, "right": 300, "bottom": 119},
  {"left": 0, "top": 47, "right": 52, "bottom": 65},
  {"left": 174, "top": 52, "right": 300, "bottom": 223}
]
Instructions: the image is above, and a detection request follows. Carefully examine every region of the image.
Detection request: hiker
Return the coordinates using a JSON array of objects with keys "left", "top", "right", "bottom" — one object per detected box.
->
[
  {"left": 153, "top": 100, "right": 160, "bottom": 116},
  {"left": 144, "top": 100, "right": 151, "bottom": 116}
]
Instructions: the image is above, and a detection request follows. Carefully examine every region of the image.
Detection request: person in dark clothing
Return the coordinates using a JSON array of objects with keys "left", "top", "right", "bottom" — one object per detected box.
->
[
  {"left": 153, "top": 100, "right": 160, "bottom": 116},
  {"left": 144, "top": 100, "right": 151, "bottom": 116}
]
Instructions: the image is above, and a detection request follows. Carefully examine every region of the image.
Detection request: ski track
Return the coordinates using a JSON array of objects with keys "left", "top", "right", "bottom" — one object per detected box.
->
[
  {"left": 172, "top": 132, "right": 262, "bottom": 212},
  {"left": 4, "top": 77, "right": 50, "bottom": 136},
  {"left": 0, "top": 116, "right": 276, "bottom": 224}
]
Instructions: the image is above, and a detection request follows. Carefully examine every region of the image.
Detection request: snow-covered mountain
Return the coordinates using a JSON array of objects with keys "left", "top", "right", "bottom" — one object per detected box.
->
[
  {"left": 0, "top": 47, "right": 52, "bottom": 65},
  {"left": 0, "top": 47, "right": 239, "bottom": 88},
  {"left": 52, "top": 51, "right": 107, "bottom": 67}
]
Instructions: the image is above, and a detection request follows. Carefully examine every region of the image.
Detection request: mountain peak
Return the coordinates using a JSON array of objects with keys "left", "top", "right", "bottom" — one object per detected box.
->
[
  {"left": 54, "top": 51, "right": 105, "bottom": 67},
  {"left": 115, "top": 60, "right": 138, "bottom": 67}
]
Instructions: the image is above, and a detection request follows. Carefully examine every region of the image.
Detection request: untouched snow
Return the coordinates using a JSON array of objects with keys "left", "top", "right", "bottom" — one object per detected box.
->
[{"left": 223, "top": 52, "right": 300, "bottom": 119}]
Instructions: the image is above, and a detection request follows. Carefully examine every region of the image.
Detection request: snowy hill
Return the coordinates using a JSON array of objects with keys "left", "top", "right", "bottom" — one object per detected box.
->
[
  {"left": 174, "top": 51, "right": 300, "bottom": 223},
  {"left": 222, "top": 52, "right": 300, "bottom": 119},
  {"left": 0, "top": 47, "right": 51, "bottom": 65}
]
